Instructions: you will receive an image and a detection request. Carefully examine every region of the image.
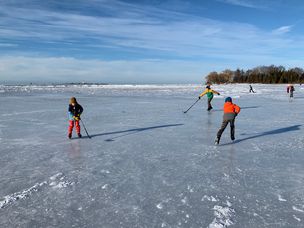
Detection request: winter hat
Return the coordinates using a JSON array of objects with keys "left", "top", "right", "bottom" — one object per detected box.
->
[
  {"left": 225, "top": 97, "right": 232, "bottom": 103},
  {"left": 70, "top": 97, "right": 77, "bottom": 104}
]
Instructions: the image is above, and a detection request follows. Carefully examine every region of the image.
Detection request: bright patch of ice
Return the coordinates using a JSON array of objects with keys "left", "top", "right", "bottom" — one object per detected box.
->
[
  {"left": 9, "top": 138, "right": 44, "bottom": 146},
  {"left": 208, "top": 205, "right": 235, "bottom": 228},
  {"left": 1, "top": 110, "right": 56, "bottom": 117}
]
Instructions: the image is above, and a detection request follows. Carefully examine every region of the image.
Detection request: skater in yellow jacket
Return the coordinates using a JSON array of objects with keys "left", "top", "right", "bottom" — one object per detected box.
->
[{"left": 198, "top": 85, "right": 220, "bottom": 111}]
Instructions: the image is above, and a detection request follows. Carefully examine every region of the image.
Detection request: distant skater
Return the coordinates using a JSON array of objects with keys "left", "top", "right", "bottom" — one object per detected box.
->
[
  {"left": 198, "top": 85, "right": 220, "bottom": 111},
  {"left": 215, "top": 97, "right": 241, "bottom": 145},
  {"left": 68, "top": 97, "right": 83, "bottom": 139},
  {"left": 287, "top": 84, "right": 295, "bottom": 99},
  {"left": 249, "top": 84, "right": 255, "bottom": 93}
]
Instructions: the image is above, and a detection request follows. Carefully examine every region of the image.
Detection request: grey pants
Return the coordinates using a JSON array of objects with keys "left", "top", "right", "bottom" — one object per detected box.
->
[{"left": 217, "top": 119, "right": 235, "bottom": 139}]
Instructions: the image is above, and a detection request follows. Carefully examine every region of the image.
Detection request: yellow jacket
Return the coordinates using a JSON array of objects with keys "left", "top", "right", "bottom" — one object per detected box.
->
[{"left": 199, "top": 88, "right": 220, "bottom": 98}]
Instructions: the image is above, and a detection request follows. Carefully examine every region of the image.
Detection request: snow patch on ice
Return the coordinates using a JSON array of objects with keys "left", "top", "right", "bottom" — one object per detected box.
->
[
  {"left": 278, "top": 194, "right": 287, "bottom": 202},
  {"left": 0, "top": 181, "right": 47, "bottom": 209},
  {"left": 251, "top": 143, "right": 262, "bottom": 152},
  {"left": 102, "top": 184, "right": 108, "bottom": 190},
  {"left": 187, "top": 185, "right": 194, "bottom": 193},
  {"left": 293, "top": 215, "right": 301, "bottom": 221},
  {"left": 292, "top": 206, "right": 304, "bottom": 213},
  {"left": 100, "top": 170, "right": 110, "bottom": 174},
  {"left": 226, "top": 201, "right": 232, "bottom": 207},
  {"left": 49, "top": 173, "right": 74, "bottom": 189},
  {"left": 181, "top": 196, "right": 187, "bottom": 204},
  {"left": 202, "top": 195, "right": 219, "bottom": 202},
  {"left": 156, "top": 203, "right": 163, "bottom": 209},
  {"left": 156, "top": 198, "right": 171, "bottom": 210},
  {"left": 50, "top": 172, "right": 63, "bottom": 181},
  {"left": 0, "top": 172, "right": 73, "bottom": 209},
  {"left": 208, "top": 205, "right": 235, "bottom": 228}
]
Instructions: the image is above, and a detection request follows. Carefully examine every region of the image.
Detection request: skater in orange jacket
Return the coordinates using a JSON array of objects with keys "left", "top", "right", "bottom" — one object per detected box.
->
[{"left": 215, "top": 97, "right": 241, "bottom": 145}]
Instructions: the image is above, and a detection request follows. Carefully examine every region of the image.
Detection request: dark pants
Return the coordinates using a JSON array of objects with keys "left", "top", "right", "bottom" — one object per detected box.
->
[
  {"left": 217, "top": 119, "right": 235, "bottom": 140},
  {"left": 207, "top": 97, "right": 213, "bottom": 110},
  {"left": 290, "top": 91, "right": 294, "bottom": 98}
]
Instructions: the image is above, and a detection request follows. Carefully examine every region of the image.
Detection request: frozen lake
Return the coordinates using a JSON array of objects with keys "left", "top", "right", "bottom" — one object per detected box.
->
[{"left": 0, "top": 84, "right": 304, "bottom": 227}]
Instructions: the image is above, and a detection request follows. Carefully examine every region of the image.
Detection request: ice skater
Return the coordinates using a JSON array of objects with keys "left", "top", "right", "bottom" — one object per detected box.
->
[
  {"left": 198, "top": 85, "right": 220, "bottom": 111},
  {"left": 215, "top": 97, "right": 241, "bottom": 145},
  {"left": 287, "top": 84, "right": 295, "bottom": 100},
  {"left": 68, "top": 97, "right": 83, "bottom": 139},
  {"left": 249, "top": 84, "right": 255, "bottom": 93}
]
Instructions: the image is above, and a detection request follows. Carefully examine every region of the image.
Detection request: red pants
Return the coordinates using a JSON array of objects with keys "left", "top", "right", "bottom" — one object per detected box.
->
[{"left": 68, "top": 120, "right": 80, "bottom": 134}]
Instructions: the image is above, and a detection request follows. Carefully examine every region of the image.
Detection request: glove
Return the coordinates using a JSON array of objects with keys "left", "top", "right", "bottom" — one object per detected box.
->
[
  {"left": 73, "top": 116, "right": 80, "bottom": 121},
  {"left": 75, "top": 113, "right": 81, "bottom": 120},
  {"left": 218, "top": 93, "right": 221, "bottom": 95},
  {"left": 198, "top": 96, "right": 201, "bottom": 99}
]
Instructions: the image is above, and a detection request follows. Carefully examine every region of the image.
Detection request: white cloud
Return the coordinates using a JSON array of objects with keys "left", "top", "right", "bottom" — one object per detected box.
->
[
  {"left": 0, "top": 2, "right": 298, "bottom": 58},
  {"left": 0, "top": 43, "right": 17, "bottom": 47},
  {"left": 217, "top": 0, "right": 266, "bottom": 9},
  {"left": 272, "top": 25, "right": 293, "bottom": 35}
]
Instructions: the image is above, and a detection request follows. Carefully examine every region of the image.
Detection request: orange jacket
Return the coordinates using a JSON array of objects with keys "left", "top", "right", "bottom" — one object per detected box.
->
[{"left": 223, "top": 102, "right": 241, "bottom": 114}]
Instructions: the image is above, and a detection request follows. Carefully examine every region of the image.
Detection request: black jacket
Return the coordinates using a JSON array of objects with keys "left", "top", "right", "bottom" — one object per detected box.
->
[{"left": 68, "top": 103, "right": 83, "bottom": 119}]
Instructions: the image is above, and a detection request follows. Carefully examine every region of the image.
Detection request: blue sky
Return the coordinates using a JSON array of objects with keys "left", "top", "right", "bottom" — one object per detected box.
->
[{"left": 1, "top": 0, "right": 304, "bottom": 84}]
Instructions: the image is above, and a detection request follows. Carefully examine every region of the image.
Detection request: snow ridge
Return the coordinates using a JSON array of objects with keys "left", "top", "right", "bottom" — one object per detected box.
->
[
  {"left": 0, "top": 181, "right": 47, "bottom": 209},
  {"left": 0, "top": 172, "right": 73, "bottom": 209}
]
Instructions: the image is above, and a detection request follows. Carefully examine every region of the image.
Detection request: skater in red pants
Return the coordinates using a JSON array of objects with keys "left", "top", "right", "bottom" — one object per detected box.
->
[{"left": 68, "top": 97, "right": 83, "bottom": 139}]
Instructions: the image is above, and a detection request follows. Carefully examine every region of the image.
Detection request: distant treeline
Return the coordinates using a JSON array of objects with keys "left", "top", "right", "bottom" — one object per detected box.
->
[{"left": 206, "top": 65, "right": 304, "bottom": 84}]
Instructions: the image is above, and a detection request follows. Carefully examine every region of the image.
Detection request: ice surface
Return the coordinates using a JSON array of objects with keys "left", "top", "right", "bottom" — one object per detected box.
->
[{"left": 0, "top": 84, "right": 304, "bottom": 227}]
